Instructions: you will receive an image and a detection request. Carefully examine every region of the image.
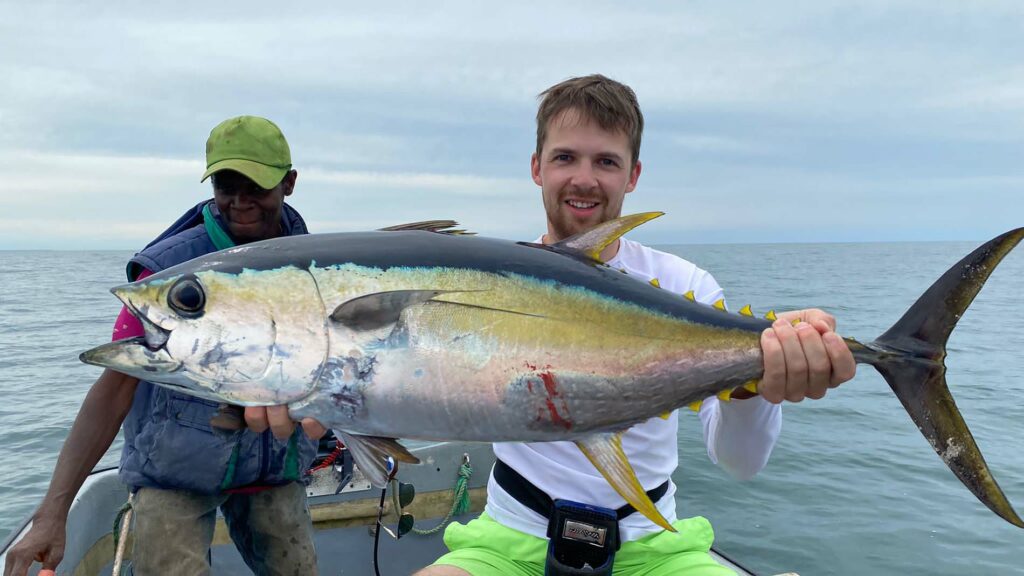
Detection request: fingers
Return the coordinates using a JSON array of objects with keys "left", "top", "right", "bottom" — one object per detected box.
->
[
  {"left": 3, "top": 541, "right": 56, "bottom": 576},
  {"left": 41, "top": 543, "right": 63, "bottom": 571},
  {"left": 803, "top": 309, "right": 837, "bottom": 332},
  {"left": 3, "top": 549, "right": 28, "bottom": 576},
  {"left": 774, "top": 320, "right": 810, "bottom": 402},
  {"left": 819, "top": 323, "right": 857, "bottom": 386},
  {"left": 245, "top": 406, "right": 295, "bottom": 439},
  {"left": 796, "top": 322, "right": 831, "bottom": 400},
  {"left": 757, "top": 315, "right": 811, "bottom": 401},
  {"left": 265, "top": 405, "right": 296, "bottom": 440},
  {"left": 761, "top": 318, "right": 841, "bottom": 403},
  {"left": 757, "top": 315, "right": 835, "bottom": 401},
  {"left": 760, "top": 328, "right": 786, "bottom": 404},
  {"left": 777, "top": 308, "right": 837, "bottom": 332},
  {"left": 244, "top": 407, "right": 270, "bottom": 434},
  {"left": 246, "top": 407, "right": 325, "bottom": 440},
  {"left": 301, "top": 418, "right": 328, "bottom": 440},
  {"left": 210, "top": 404, "right": 247, "bottom": 431}
]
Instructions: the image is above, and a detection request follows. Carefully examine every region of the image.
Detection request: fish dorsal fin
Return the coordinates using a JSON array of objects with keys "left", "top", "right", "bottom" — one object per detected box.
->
[
  {"left": 378, "top": 220, "right": 475, "bottom": 235},
  {"left": 336, "top": 431, "right": 420, "bottom": 488},
  {"left": 574, "top": 432, "right": 676, "bottom": 532},
  {"left": 552, "top": 212, "right": 664, "bottom": 263}
]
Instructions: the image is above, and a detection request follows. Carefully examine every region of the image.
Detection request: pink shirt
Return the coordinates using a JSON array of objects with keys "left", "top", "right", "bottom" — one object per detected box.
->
[{"left": 111, "top": 269, "right": 153, "bottom": 341}]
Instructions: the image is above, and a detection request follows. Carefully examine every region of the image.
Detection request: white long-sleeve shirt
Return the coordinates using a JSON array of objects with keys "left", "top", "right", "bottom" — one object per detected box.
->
[{"left": 487, "top": 238, "right": 782, "bottom": 541}]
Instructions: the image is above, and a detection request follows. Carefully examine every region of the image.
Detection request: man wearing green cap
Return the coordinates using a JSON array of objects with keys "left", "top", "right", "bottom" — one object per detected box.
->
[{"left": 5, "top": 116, "right": 324, "bottom": 576}]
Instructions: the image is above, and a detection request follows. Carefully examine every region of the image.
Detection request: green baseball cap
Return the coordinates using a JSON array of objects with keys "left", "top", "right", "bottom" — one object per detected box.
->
[{"left": 201, "top": 115, "right": 292, "bottom": 189}]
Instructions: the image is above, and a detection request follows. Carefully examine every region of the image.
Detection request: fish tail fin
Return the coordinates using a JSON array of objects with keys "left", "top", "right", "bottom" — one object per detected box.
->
[{"left": 854, "top": 227, "right": 1024, "bottom": 528}]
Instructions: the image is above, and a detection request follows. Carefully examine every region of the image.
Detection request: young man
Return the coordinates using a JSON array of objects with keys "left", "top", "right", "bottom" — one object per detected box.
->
[
  {"left": 417, "top": 76, "right": 856, "bottom": 575},
  {"left": 5, "top": 116, "right": 326, "bottom": 576}
]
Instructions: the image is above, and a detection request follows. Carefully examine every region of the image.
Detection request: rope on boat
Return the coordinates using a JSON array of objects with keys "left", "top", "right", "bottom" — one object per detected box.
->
[
  {"left": 411, "top": 455, "right": 473, "bottom": 535},
  {"left": 111, "top": 494, "right": 134, "bottom": 575},
  {"left": 308, "top": 443, "right": 344, "bottom": 473}
]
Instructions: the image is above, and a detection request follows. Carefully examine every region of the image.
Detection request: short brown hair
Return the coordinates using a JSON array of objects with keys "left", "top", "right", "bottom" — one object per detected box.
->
[{"left": 536, "top": 74, "right": 644, "bottom": 168}]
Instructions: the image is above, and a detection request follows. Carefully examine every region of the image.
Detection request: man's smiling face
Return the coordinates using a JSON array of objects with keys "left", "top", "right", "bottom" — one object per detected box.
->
[
  {"left": 212, "top": 170, "right": 294, "bottom": 242},
  {"left": 533, "top": 108, "right": 642, "bottom": 243}
]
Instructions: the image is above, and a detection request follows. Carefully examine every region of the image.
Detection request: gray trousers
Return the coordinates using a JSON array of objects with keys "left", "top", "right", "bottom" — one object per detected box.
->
[{"left": 130, "top": 482, "right": 318, "bottom": 576}]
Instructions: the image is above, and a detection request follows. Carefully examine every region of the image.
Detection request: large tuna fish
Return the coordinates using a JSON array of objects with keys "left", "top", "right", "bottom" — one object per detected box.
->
[{"left": 81, "top": 213, "right": 1024, "bottom": 531}]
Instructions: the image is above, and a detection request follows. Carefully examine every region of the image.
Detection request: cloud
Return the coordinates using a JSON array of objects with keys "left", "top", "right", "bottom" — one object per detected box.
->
[
  {"left": 0, "top": 148, "right": 541, "bottom": 248},
  {"left": 302, "top": 169, "right": 522, "bottom": 196},
  {"left": 0, "top": 1, "right": 1022, "bottom": 248},
  {"left": 924, "top": 66, "right": 1024, "bottom": 112},
  {"left": 666, "top": 134, "right": 769, "bottom": 156}
]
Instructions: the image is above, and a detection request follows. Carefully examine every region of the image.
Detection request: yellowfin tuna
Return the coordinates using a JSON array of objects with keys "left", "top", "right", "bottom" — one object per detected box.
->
[{"left": 81, "top": 213, "right": 1024, "bottom": 531}]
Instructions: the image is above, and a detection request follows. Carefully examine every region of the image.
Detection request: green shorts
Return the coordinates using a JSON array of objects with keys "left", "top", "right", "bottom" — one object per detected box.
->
[{"left": 432, "top": 513, "right": 737, "bottom": 576}]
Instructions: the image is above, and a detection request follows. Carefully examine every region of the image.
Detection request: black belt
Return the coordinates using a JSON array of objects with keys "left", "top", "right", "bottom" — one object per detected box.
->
[{"left": 493, "top": 458, "right": 669, "bottom": 521}]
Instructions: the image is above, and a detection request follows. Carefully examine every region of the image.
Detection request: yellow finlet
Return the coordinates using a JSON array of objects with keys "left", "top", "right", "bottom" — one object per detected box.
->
[
  {"left": 791, "top": 318, "right": 801, "bottom": 327},
  {"left": 649, "top": 278, "right": 661, "bottom": 288},
  {"left": 658, "top": 411, "right": 671, "bottom": 420},
  {"left": 716, "top": 389, "right": 732, "bottom": 402},
  {"left": 575, "top": 433, "right": 676, "bottom": 532},
  {"left": 739, "top": 304, "right": 754, "bottom": 317},
  {"left": 743, "top": 379, "right": 759, "bottom": 394},
  {"left": 554, "top": 212, "right": 664, "bottom": 262},
  {"left": 712, "top": 299, "right": 726, "bottom": 311},
  {"left": 683, "top": 290, "right": 696, "bottom": 302},
  {"left": 765, "top": 310, "right": 777, "bottom": 321},
  {"left": 687, "top": 400, "right": 703, "bottom": 412}
]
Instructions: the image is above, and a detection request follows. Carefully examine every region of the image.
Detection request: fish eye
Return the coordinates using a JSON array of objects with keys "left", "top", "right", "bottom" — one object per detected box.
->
[{"left": 168, "top": 276, "right": 206, "bottom": 317}]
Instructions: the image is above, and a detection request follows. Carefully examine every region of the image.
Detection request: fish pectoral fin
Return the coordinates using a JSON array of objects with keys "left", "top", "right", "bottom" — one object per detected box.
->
[
  {"left": 356, "top": 435, "right": 421, "bottom": 464},
  {"left": 331, "top": 290, "right": 466, "bottom": 331},
  {"left": 331, "top": 290, "right": 528, "bottom": 331},
  {"left": 575, "top": 432, "right": 676, "bottom": 532},
  {"left": 377, "top": 220, "right": 474, "bottom": 235},
  {"left": 552, "top": 212, "right": 664, "bottom": 263},
  {"left": 336, "top": 431, "right": 419, "bottom": 487}
]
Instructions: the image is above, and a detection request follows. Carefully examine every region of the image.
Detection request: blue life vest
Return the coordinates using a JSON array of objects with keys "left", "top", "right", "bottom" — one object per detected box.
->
[{"left": 118, "top": 200, "right": 318, "bottom": 494}]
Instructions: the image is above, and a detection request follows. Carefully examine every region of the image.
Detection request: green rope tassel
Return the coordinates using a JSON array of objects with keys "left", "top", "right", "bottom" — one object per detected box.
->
[
  {"left": 412, "top": 457, "right": 473, "bottom": 536},
  {"left": 451, "top": 461, "right": 472, "bottom": 516}
]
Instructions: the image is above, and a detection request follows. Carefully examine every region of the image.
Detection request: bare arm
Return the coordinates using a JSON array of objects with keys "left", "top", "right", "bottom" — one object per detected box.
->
[{"left": 4, "top": 369, "right": 138, "bottom": 576}]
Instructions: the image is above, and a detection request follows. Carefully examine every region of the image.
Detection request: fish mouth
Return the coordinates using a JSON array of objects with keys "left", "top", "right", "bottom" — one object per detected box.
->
[
  {"left": 136, "top": 311, "right": 171, "bottom": 352},
  {"left": 79, "top": 337, "right": 229, "bottom": 401},
  {"left": 79, "top": 336, "right": 182, "bottom": 376},
  {"left": 112, "top": 284, "right": 172, "bottom": 351},
  {"left": 79, "top": 280, "right": 186, "bottom": 380}
]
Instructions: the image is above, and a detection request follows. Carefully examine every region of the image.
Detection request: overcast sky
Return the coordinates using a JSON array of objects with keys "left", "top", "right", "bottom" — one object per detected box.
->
[{"left": 1, "top": 1, "right": 1021, "bottom": 249}]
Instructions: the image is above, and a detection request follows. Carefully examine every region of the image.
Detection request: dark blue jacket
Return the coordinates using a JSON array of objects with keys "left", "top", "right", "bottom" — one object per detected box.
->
[{"left": 119, "top": 200, "right": 318, "bottom": 493}]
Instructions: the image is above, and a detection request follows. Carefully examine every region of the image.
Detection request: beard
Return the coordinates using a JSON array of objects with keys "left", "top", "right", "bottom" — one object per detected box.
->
[{"left": 545, "top": 192, "right": 622, "bottom": 241}]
